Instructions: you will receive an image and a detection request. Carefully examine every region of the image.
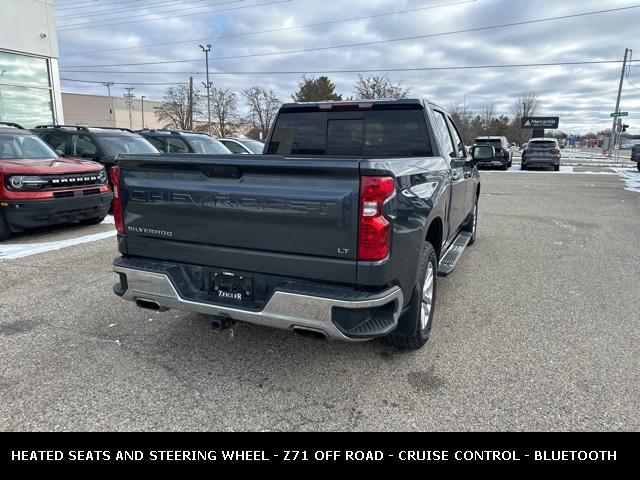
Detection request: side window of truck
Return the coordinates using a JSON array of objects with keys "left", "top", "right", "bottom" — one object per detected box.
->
[
  {"left": 433, "top": 111, "right": 456, "bottom": 160},
  {"left": 447, "top": 117, "right": 466, "bottom": 158}
]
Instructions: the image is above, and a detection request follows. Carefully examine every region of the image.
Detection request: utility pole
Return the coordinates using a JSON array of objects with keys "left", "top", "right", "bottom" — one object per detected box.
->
[
  {"left": 141, "top": 95, "right": 146, "bottom": 129},
  {"left": 609, "top": 48, "right": 630, "bottom": 157},
  {"left": 101, "top": 81, "right": 115, "bottom": 125},
  {"left": 188, "top": 76, "right": 194, "bottom": 131},
  {"left": 199, "top": 44, "right": 212, "bottom": 135},
  {"left": 124, "top": 87, "right": 135, "bottom": 130}
]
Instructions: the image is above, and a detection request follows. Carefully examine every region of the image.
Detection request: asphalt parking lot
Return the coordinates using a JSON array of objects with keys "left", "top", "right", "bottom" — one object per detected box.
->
[{"left": 1, "top": 167, "right": 639, "bottom": 431}]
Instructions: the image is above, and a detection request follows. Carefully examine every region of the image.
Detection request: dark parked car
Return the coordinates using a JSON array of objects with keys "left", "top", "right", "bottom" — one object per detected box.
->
[
  {"left": 0, "top": 122, "right": 112, "bottom": 240},
  {"left": 112, "top": 99, "right": 480, "bottom": 350},
  {"left": 632, "top": 144, "right": 640, "bottom": 172},
  {"left": 522, "top": 138, "right": 561, "bottom": 171},
  {"left": 33, "top": 125, "right": 160, "bottom": 172},
  {"left": 219, "top": 138, "right": 265, "bottom": 154},
  {"left": 137, "top": 129, "right": 232, "bottom": 154},
  {"left": 473, "top": 136, "right": 512, "bottom": 169}
]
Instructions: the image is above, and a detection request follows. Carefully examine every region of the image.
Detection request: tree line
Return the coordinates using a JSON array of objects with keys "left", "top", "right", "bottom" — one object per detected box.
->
[{"left": 155, "top": 75, "right": 542, "bottom": 144}]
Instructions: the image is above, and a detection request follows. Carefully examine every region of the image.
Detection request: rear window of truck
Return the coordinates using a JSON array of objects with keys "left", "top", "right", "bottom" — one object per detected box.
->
[{"left": 267, "top": 109, "right": 432, "bottom": 157}]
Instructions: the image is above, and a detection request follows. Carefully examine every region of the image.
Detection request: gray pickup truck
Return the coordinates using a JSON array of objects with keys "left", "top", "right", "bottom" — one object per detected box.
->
[{"left": 111, "top": 99, "right": 480, "bottom": 349}]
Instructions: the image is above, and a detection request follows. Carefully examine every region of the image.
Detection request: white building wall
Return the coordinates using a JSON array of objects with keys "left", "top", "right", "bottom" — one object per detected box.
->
[{"left": 0, "top": 0, "right": 63, "bottom": 125}]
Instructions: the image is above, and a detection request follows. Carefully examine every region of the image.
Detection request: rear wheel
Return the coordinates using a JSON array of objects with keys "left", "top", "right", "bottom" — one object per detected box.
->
[
  {"left": 637, "top": 162, "right": 640, "bottom": 172},
  {"left": 521, "top": 163, "right": 527, "bottom": 170},
  {"left": 0, "top": 212, "right": 11, "bottom": 241},
  {"left": 554, "top": 165, "right": 560, "bottom": 172},
  {"left": 382, "top": 241, "right": 437, "bottom": 350}
]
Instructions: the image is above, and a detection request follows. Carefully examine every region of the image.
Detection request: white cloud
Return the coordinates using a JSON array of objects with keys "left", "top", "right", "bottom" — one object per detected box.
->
[{"left": 56, "top": 0, "right": 640, "bottom": 134}]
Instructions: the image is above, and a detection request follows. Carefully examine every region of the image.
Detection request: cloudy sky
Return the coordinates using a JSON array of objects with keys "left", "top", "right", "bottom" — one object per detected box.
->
[{"left": 55, "top": 0, "right": 640, "bottom": 134}]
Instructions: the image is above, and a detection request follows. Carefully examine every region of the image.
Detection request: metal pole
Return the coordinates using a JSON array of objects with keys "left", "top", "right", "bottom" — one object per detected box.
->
[
  {"left": 124, "top": 87, "right": 135, "bottom": 130},
  {"left": 189, "top": 76, "right": 194, "bottom": 131},
  {"left": 609, "top": 48, "right": 629, "bottom": 157},
  {"left": 101, "top": 81, "right": 115, "bottom": 125},
  {"left": 141, "top": 95, "right": 146, "bottom": 129},
  {"left": 200, "top": 44, "right": 212, "bottom": 136}
]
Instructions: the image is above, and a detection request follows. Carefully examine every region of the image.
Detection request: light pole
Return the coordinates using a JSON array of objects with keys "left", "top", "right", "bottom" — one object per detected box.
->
[
  {"left": 608, "top": 48, "right": 630, "bottom": 156},
  {"left": 199, "top": 44, "right": 212, "bottom": 135},
  {"left": 141, "top": 95, "right": 146, "bottom": 129}
]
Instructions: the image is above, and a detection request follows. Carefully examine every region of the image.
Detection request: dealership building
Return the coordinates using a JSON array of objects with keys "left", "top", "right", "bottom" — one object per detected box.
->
[{"left": 0, "top": 0, "right": 63, "bottom": 128}]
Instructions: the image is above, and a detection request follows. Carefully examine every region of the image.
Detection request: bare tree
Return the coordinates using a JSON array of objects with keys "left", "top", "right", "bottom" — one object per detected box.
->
[
  {"left": 210, "top": 87, "right": 239, "bottom": 138},
  {"left": 354, "top": 74, "right": 410, "bottom": 100},
  {"left": 480, "top": 104, "right": 496, "bottom": 133},
  {"left": 512, "top": 91, "right": 540, "bottom": 119},
  {"left": 509, "top": 91, "right": 541, "bottom": 145},
  {"left": 242, "top": 86, "right": 281, "bottom": 139},
  {"left": 155, "top": 84, "right": 202, "bottom": 130}
]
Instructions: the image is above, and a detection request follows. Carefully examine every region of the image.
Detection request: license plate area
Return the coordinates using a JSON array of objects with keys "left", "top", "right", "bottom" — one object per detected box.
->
[{"left": 210, "top": 271, "right": 253, "bottom": 301}]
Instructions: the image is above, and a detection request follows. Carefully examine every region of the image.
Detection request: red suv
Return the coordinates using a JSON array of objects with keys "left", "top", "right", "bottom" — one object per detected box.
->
[{"left": 0, "top": 122, "right": 112, "bottom": 241}]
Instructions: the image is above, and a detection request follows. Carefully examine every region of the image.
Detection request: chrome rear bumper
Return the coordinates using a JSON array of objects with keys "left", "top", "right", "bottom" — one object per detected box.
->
[{"left": 114, "top": 266, "right": 403, "bottom": 341}]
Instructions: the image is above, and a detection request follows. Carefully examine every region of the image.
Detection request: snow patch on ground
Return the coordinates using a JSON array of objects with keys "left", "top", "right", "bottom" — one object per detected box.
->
[
  {"left": 0, "top": 230, "right": 116, "bottom": 260},
  {"left": 487, "top": 166, "right": 615, "bottom": 175},
  {"left": 612, "top": 168, "right": 640, "bottom": 193}
]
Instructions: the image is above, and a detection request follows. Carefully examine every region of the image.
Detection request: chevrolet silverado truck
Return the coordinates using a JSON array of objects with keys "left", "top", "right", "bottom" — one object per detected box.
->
[
  {"left": 112, "top": 99, "right": 480, "bottom": 349},
  {"left": 0, "top": 122, "right": 112, "bottom": 240}
]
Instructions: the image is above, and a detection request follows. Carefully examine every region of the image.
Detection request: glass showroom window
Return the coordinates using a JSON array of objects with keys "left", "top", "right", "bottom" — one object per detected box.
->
[{"left": 0, "top": 51, "right": 54, "bottom": 128}]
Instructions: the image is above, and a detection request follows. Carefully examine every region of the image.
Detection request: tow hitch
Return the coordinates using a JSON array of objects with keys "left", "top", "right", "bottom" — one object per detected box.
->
[{"left": 212, "top": 314, "right": 238, "bottom": 339}]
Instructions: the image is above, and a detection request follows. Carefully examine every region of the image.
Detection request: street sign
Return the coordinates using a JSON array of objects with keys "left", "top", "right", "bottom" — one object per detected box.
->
[
  {"left": 610, "top": 112, "right": 629, "bottom": 117},
  {"left": 521, "top": 116, "right": 560, "bottom": 129}
]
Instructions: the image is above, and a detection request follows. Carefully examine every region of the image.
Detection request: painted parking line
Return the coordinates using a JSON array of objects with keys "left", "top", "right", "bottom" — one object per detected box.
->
[{"left": 0, "top": 216, "right": 116, "bottom": 261}]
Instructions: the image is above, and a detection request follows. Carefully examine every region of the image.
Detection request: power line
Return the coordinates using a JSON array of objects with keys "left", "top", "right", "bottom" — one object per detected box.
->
[
  {"left": 57, "top": 0, "right": 240, "bottom": 24},
  {"left": 67, "top": 0, "right": 477, "bottom": 56},
  {"left": 57, "top": 0, "right": 292, "bottom": 31},
  {"left": 62, "top": 5, "right": 640, "bottom": 67},
  {"left": 60, "top": 59, "right": 640, "bottom": 77},
  {"left": 56, "top": 0, "right": 103, "bottom": 9},
  {"left": 57, "top": 0, "right": 208, "bottom": 20},
  {"left": 61, "top": 78, "right": 187, "bottom": 86}
]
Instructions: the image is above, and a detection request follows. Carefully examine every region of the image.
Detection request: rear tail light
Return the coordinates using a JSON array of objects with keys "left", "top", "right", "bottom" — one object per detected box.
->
[
  {"left": 109, "top": 166, "right": 125, "bottom": 234},
  {"left": 358, "top": 176, "right": 395, "bottom": 261},
  {"left": 499, "top": 147, "right": 507, "bottom": 154}
]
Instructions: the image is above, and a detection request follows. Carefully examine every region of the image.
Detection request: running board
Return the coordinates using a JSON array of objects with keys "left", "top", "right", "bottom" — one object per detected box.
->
[{"left": 437, "top": 232, "right": 472, "bottom": 277}]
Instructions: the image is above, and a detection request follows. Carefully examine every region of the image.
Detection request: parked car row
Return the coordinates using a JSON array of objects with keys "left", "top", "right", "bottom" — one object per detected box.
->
[
  {"left": 0, "top": 122, "right": 265, "bottom": 240},
  {"left": 470, "top": 136, "right": 562, "bottom": 171}
]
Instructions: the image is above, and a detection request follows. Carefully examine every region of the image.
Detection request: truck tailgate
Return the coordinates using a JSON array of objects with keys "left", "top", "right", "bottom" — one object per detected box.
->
[{"left": 117, "top": 154, "right": 360, "bottom": 263}]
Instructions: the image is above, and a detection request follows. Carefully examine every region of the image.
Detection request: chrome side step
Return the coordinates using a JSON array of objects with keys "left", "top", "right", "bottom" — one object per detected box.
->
[{"left": 437, "top": 231, "right": 472, "bottom": 277}]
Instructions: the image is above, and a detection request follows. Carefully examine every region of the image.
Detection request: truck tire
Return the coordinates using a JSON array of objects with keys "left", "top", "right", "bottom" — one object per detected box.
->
[
  {"left": 637, "top": 162, "right": 640, "bottom": 172},
  {"left": 462, "top": 199, "right": 478, "bottom": 245},
  {"left": 80, "top": 214, "right": 107, "bottom": 226},
  {"left": 382, "top": 241, "right": 437, "bottom": 350},
  {"left": 0, "top": 212, "right": 11, "bottom": 241}
]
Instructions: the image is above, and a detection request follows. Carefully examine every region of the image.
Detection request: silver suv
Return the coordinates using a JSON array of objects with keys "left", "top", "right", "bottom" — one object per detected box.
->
[{"left": 522, "top": 138, "right": 561, "bottom": 171}]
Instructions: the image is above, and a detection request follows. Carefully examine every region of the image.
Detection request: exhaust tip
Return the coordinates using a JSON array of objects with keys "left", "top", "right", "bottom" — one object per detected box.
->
[
  {"left": 292, "top": 327, "right": 328, "bottom": 341},
  {"left": 135, "top": 299, "right": 166, "bottom": 312}
]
